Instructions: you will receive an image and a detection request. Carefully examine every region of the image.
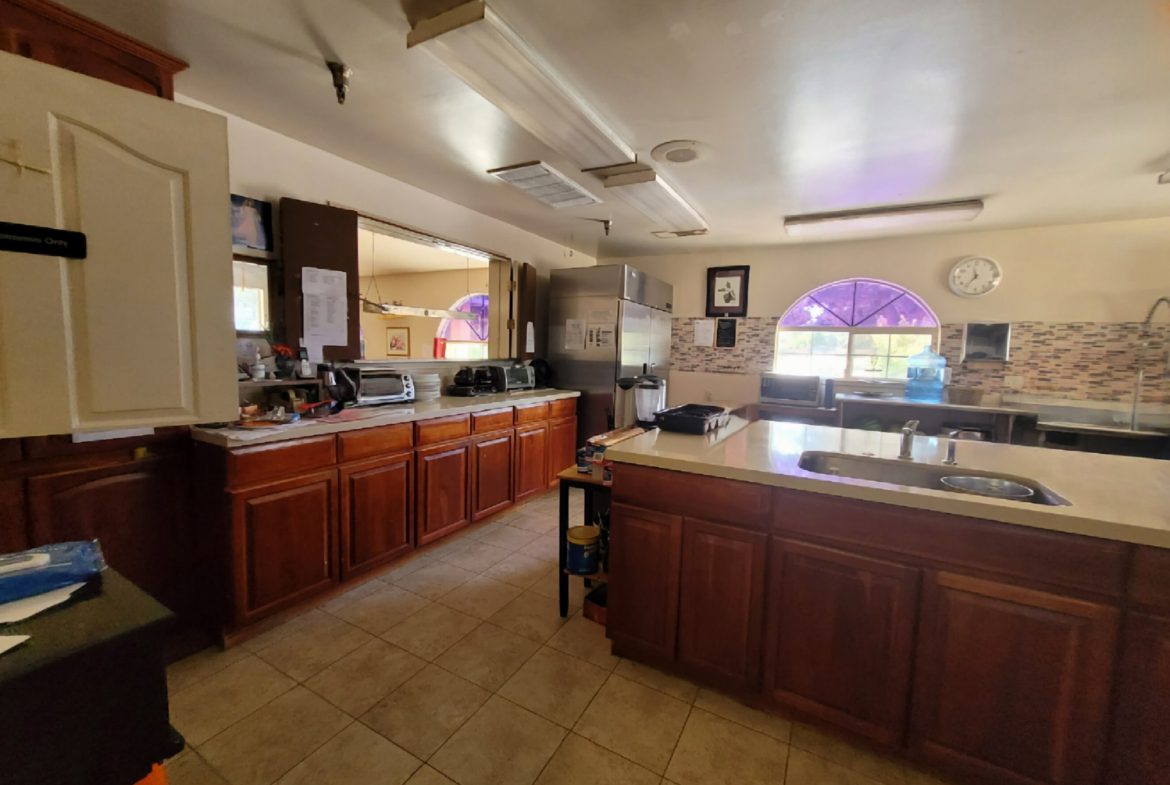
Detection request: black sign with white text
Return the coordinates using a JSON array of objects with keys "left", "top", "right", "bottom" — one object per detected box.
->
[{"left": 0, "top": 221, "right": 87, "bottom": 259}]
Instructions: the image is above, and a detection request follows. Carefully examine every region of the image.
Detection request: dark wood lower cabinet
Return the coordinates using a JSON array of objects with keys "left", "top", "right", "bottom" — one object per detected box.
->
[
  {"left": 514, "top": 422, "right": 548, "bottom": 504},
  {"left": 677, "top": 518, "right": 767, "bottom": 690},
  {"left": 1105, "top": 612, "right": 1170, "bottom": 785},
  {"left": 415, "top": 440, "right": 471, "bottom": 546},
  {"left": 470, "top": 430, "right": 514, "bottom": 521},
  {"left": 910, "top": 571, "right": 1119, "bottom": 785},
  {"left": 608, "top": 503, "right": 683, "bottom": 661},
  {"left": 547, "top": 415, "right": 577, "bottom": 488},
  {"left": 765, "top": 539, "right": 919, "bottom": 747},
  {"left": 0, "top": 478, "right": 27, "bottom": 554},
  {"left": 230, "top": 470, "right": 338, "bottom": 625},
  {"left": 339, "top": 452, "right": 413, "bottom": 579}
]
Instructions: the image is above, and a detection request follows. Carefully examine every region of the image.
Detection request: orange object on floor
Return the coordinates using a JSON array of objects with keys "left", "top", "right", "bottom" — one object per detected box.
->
[{"left": 134, "top": 764, "right": 168, "bottom": 785}]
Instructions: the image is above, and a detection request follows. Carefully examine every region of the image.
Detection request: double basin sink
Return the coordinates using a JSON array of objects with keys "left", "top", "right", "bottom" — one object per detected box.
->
[{"left": 798, "top": 451, "right": 1070, "bottom": 506}]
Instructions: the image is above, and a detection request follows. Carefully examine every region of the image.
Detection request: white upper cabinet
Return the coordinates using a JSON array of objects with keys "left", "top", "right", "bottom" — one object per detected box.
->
[{"left": 0, "top": 52, "right": 236, "bottom": 437}]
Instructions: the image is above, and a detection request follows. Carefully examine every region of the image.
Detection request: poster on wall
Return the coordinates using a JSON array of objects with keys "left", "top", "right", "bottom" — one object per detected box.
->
[
  {"left": 715, "top": 318, "right": 737, "bottom": 348},
  {"left": 231, "top": 194, "right": 275, "bottom": 259}
]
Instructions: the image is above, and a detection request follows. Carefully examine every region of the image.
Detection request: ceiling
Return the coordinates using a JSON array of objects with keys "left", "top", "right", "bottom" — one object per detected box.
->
[
  {"left": 58, "top": 0, "right": 1170, "bottom": 256},
  {"left": 358, "top": 226, "right": 490, "bottom": 276}
]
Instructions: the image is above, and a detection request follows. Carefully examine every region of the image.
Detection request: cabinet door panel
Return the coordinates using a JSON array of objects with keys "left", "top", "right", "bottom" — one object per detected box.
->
[
  {"left": 513, "top": 423, "right": 548, "bottom": 504},
  {"left": 678, "top": 518, "right": 767, "bottom": 690},
  {"left": 547, "top": 416, "right": 577, "bottom": 488},
  {"left": 231, "top": 470, "right": 338, "bottom": 624},
  {"left": 339, "top": 453, "right": 412, "bottom": 579},
  {"left": 765, "top": 539, "right": 919, "bottom": 746},
  {"left": 416, "top": 441, "right": 470, "bottom": 546},
  {"left": 1105, "top": 612, "right": 1170, "bottom": 785},
  {"left": 608, "top": 503, "right": 682, "bottom": 661},
  {"left": 471, "top": 430, "right": 514, "bottom": 521},
  {"left": 910, "top": 571, "right": 1118, "bottom": 785}
]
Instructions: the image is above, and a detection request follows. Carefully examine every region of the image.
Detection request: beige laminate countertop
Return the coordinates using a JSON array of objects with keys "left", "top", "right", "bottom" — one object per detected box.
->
[
  {"left": 606, "top": 419, "right": 1170, "bottom": 548},
  {"left": 191, "top": 389, "right": 580, "bottom": 449}
]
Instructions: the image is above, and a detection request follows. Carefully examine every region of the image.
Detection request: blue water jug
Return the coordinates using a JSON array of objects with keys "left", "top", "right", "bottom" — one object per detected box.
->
[{"left": 905, "top": 347, "right": 946, "bottom": 402}]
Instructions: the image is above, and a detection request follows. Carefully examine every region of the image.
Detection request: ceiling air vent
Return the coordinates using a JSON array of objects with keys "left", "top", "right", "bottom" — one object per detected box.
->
[
  {"left": 488, "top": 161, "right": 601, "bottom": 209},
  {"left": 652, "top": 229, "right": 709, "bottom": 239}
]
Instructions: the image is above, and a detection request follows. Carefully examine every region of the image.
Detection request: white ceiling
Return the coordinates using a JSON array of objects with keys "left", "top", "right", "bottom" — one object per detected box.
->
[
  {"left": 358, "top": 226, "right": 490, "bottom": 276},
  {"left": 58, "top": 0, "right": 1170, "bottom": 256}
]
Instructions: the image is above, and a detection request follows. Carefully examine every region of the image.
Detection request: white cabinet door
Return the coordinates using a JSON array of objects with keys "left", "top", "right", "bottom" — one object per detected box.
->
[{"left": 0, "top": 52, "right": 236, "bottom": 437}]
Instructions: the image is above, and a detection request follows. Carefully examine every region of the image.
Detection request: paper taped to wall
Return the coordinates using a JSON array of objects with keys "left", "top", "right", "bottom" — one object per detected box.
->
[
  {"left": 588, "top": 324, "right": 616, "bottom": 349},
  {"left": 303, "top": 267, "right": 348, "bottom": 361},
  {"left": 693, "top": 319, "right": 715, "bottom": 347},
  {"left": 564, "top": 319, "right": 586, "bottom": 351}
]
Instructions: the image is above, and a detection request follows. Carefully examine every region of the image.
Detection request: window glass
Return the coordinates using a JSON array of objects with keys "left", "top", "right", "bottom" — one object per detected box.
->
[
  {"left": 436, "top": 293, "right": 489, "bottom": 359},
  {"left": 233, "top": 259, "right": 269, "bottom": 333}
]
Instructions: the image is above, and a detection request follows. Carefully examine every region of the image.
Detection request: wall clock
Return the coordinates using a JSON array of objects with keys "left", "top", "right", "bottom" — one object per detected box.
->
[{"left": 948, "top": 256, "right": 1002, "bottom": 297}]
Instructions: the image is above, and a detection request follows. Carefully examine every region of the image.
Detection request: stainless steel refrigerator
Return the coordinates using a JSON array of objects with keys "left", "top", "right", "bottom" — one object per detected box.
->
[{"left": 548, "top": 264, "right": 673, "bottom": 444}]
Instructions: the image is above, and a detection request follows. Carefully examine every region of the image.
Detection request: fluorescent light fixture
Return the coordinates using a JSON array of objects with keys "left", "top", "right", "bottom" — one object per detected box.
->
[
  {"left": 361, "top": 297, "right": 475, "bottom": 321},
  {"left": 488, "top": 161, "right": 601, "bottom": 208},
  {"left": 409, "top": 1, "right": 635, "bottom": 170},
  {"left": 783, "top": 199, "right": 984, "bottom": 237},
  {"left": 652, "top": 229, "right": 709, "bottom": 239},
  {"left": 591, "top": 163, "right": 707, "bottom": 233}
]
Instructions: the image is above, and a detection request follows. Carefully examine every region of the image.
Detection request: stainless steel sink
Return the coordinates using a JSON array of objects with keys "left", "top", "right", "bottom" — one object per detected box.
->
[{"left": 797, "top": 451, "right": 1070, "bottom": 506}]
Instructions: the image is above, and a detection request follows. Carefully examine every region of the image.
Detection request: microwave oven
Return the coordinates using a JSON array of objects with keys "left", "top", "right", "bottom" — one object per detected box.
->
[
  {"left": 760, "top": 374, "right": 826, "bottom": 407},
  {"left": 339, "top": 365, "right": 415, "bottom": 405}
]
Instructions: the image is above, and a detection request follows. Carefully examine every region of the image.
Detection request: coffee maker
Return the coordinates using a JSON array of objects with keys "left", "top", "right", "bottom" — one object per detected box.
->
[{"left": 615, "top": 373, "right": 667, "bottom": 429}]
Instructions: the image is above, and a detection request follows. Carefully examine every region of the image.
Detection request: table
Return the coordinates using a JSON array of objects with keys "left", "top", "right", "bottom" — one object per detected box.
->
[{"left": 556, "top": 466, "right": 612, "bottom": 618}]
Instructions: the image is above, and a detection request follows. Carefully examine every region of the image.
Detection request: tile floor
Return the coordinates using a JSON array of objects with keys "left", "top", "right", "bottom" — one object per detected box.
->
[{"left": 164, "top": 489, "right": 958, "bottom": 785}]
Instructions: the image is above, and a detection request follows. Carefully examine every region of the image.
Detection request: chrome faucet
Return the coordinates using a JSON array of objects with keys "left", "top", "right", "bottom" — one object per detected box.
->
[
  {"left": 1131, "top": 296, "right": 1170, "bottom": 431},
  {"left": 943, "top": 429, "right": 960, "bottom": 465},
  {"left": 898, "top": 420, "right": 920, "bottom": 460}
]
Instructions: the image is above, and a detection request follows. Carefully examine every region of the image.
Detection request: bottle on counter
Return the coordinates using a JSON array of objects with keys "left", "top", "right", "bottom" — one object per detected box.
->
[{"left": 905, "top": 347, "right": 946, "bottom": 402}]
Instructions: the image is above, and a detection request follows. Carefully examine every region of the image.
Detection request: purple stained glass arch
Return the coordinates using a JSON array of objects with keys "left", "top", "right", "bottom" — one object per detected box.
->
[
  {"left": 437, "top": 293, "right": 489, "bottom": 342},
  {"left": 779, "top": 279, "right": 937, "bottom": 328}
]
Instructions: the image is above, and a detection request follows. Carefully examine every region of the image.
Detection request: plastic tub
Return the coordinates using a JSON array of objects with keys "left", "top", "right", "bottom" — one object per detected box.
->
[{"left": 566, "top": 526, "right": 601, "bottom": 574}]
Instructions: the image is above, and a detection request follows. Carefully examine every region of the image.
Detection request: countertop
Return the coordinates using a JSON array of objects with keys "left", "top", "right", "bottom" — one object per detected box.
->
[
  {"left": 836, "top": 393, "right": 1026, "bottom": 416},
  {"left": 191, "top": 389, "right": 580, "bottom": 449},
  {"left": 606, "top": 419, "right": 1170, "bottom": 547}
]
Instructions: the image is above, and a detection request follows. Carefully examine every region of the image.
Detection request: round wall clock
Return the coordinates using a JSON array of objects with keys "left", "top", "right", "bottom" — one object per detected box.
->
[{"left": 948, "top": 256, "right": 1002, "bottom": 297}]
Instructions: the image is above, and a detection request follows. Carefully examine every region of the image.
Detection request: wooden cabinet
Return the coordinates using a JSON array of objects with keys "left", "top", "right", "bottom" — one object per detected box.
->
[
  {"left": 547, "top": 416, "right": 577, "bottom": 488},
  {"left": 910, "top": 571, "right": 1119, "bottom": 785},
  {"left": 0, "top": 478, "right": 27, "bottom": 553},
  {"left": 415, "top": 440, "right": 471, "bottom": 546},
  {"left": 1106, "top": 612, "right": 1170, "bottom": 785},
  {"left": 470, "top": 429, "right": 514, "bottom": 521},
  {"left": 339, "top": 453, "right": 413, "bottom": 579},
  {"left": 229, "top": 470, "right": 338, "bottom": 625},
  {"left": 513, "top": 422, "right": 548, "bottom": 504},
  {"left": 608, "top": 503, "right": 683, "bottom": 661},
  {"left": 0, "top": 51, "right": 235, "bottom": 437},
  {"left": 677, "top": 518, "right": 767, "bottom": 690},
  {"left": 764, "top": 539, "right": 919, "bottom": 746}
]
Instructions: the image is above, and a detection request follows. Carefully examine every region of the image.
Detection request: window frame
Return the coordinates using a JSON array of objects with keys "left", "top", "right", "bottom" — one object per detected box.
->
[
  {"left": 773, "top": 325, "right": 939, "bottom": 381},
  {"left": 232, "top": 254, "right": 278, "bottom": 337}
]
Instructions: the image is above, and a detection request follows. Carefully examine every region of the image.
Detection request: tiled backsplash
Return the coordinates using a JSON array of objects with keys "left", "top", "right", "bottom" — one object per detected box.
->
[{"left": 671, "top": 318, "right": 1170, "bottom": 404}]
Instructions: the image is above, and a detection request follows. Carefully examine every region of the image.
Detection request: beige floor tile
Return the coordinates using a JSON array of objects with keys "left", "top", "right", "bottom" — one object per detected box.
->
[
  {"left": 509, "top": 511, "right": 559, "bottom": 534},
  {"left": 615, "top": 659, "right": 699, "bottom": 703},
  {"left": 694, "top": 688, "right": 791, "bottom": 742},
  {"left": 665, "top": 708, "right": 789, "bottom": 785},
  {"left": 167, "top": 645, "right": 250, "bottom": 696},
  {"left": 546, "top": 613, "right": 620, "bottom": 671},
  {"left": 535, "top": 733, "right": 661, "bottom": 785},
  {"left": 316, "top": 578, "right": 388, "bottom": 614},
  {"left": 240, "top": 610, "right": 317, "bottom": 653},
  {"left": 254, "top": 610, "right": 373, "bottom": 682},
  {"left": 382, "top": 602, "right": 481, "bottom": 661},
  {"left": 790, "top": 724, "right": 905, "bottom": 785},
  {"left": 574, "top": 674, "right": 691, "bottom": 774},
  {"left": 405, "top": 766, "right": 457, "bottom": 785},
  {"left": 489, "top": 590, "right": 569, "bottom": 642},
  {"left": 474, "top": 523, "right": 541, "bottom": 551},
  {"left": 438, "top": 575, "right": 523, "bottom": 620},
  {"left": 435, "top": 622, "right": 540, "bottom": 690},
  {"left": 170, "top": 655, "right": 295, "bottom": 746},
  {"left": 166, "top": 750, "right": 230, "bottom": 785},
  {"left": 519, "top": 533, "right": 560, "bottom": 562},
  {"left": 391, "top": 561, "right": 478, "bottom": 600},
  {"left": 304, "top": 638, "right": 426, "bottom": 716},
  {"left": 434, "top": 540, "right": 514, "bottom": 573},
  {"left": 361, "top": 664, "right": 491, "bottom": 759},
  {"left": 784, "top": 747, "right": 887, "bottom": 785},
  {"left": 529, "top": 568, "right": 587, "bottom": 610},
  {"left": 326, "top": 584, "right": 430, "bottom": 635},
  {"left": 376, "top": 554, "right": 436, "bottom": 584},
  {"left": 198, "top": 687, "right": 350, "bottom": 785},
  {"left": 430, "top": 696, "right": 566, "bottom": 785},
  {"left": 276, "top": 722, "right": 421, "bottom": 785},
  {"left": 483, "top": 551, "right": 552, "bottom": 589},
  {"left": 498, "top": 647, "right": 609, "bottom": 727}
]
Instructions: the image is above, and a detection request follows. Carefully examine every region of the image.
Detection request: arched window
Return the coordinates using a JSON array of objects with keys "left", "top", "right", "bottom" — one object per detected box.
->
[
  {"left": 435, "top": 293, "right": 490, "bottom": 360},
  {"left": 775, "top": 278, "right": 938, "bottom": 379}
]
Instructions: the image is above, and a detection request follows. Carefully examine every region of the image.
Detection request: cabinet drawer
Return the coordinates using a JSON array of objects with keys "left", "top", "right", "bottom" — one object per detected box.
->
[
  {"left": 514, "top": 402, "right": 549, "bottom": 424},
  {"left": 227, "top": 435, "right": 337, "bottom": 488},
  {"left": 416, "top": 414, "right": 471, "bottom": 445},
  {"left": 1128, "top": 546, "right": 1170, "bottom": 611},
  {"left": 338, "top": 423, "right": 413, "bottom": 462},
  {"left": 612, "top": 464, "right": 772, "bottom": 531},
  {"left": 472, "top": 408, "right": 514, "bottom": 434},
  {"left": 549, "top": 397, "right": 577, "bottom": 419}
]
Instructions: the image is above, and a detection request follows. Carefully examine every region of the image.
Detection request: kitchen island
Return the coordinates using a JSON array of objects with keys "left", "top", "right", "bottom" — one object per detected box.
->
[{"left": 605, "top": 420, "right": 1170, "bottom": 785}]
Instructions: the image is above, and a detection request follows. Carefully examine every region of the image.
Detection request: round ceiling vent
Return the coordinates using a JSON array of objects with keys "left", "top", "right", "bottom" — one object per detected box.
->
[{"left": 651, "top": 140, "right": 707, "bottom": 165}]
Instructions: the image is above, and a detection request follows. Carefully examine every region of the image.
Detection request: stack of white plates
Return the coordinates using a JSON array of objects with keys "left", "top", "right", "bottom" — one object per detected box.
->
[{"left": 413, "top": 373, "right": 442, "bottom": 402}]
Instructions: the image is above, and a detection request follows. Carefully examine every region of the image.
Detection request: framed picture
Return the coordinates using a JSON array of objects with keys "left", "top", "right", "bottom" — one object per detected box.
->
[
  {"left": 715, "top": 318, "right": 737, "bottom": 347},
  {"left": 706, "top": 265, "right": 750, "bottom": 318},
  {"left": 231, "top": 194, "right": 275, "bottom": 259},
  {"left": 385, "top": 326, "right": 410, "bottom": 357}
]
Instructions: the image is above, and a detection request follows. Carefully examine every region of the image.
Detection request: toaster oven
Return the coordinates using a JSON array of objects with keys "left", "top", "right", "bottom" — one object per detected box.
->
[
  {"left": 340, "top": 365, "right": 415, "bottom": 405},
  {"left": 760, "top": 374, "right": 823, "bottom": 407}
]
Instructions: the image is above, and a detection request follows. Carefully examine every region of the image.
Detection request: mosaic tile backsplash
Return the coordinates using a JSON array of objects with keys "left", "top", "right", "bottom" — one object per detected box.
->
[{"left": 671, "top": 319, "right": 1170, "bottom": 404}]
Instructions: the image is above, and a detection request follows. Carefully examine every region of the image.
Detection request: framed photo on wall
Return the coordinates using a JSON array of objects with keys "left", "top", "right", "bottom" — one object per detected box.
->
[
  {"left": 385, "top": 326, "right": 410, "bottom": 357},
  {"left": 706, "top": 265, "right": 750, "bottom": 318},
  {"left": 231, "top": 194, "right": 275, "bottom": 259}
]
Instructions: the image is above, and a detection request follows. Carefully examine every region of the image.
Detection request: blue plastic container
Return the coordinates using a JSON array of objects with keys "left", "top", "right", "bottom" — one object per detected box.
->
[
  {"left": 905, "top": 347, "right": 947, "bottom": 402},
  {"left": 566, "top": 526, "right": 600, "bottom": 575}
]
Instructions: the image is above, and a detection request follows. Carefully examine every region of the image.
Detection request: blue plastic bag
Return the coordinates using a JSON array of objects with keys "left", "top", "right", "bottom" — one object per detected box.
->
[{"left": 0, "top": 540, "right": 106, "bottom": 605}]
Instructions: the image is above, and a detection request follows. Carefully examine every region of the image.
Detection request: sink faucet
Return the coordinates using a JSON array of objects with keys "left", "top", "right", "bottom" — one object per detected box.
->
[
  {"left": 943, "top": 429, "right": 960, "bottom": 465},
  {"left": 898, "top": 420, "right": 920, "bottom": 460}
]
